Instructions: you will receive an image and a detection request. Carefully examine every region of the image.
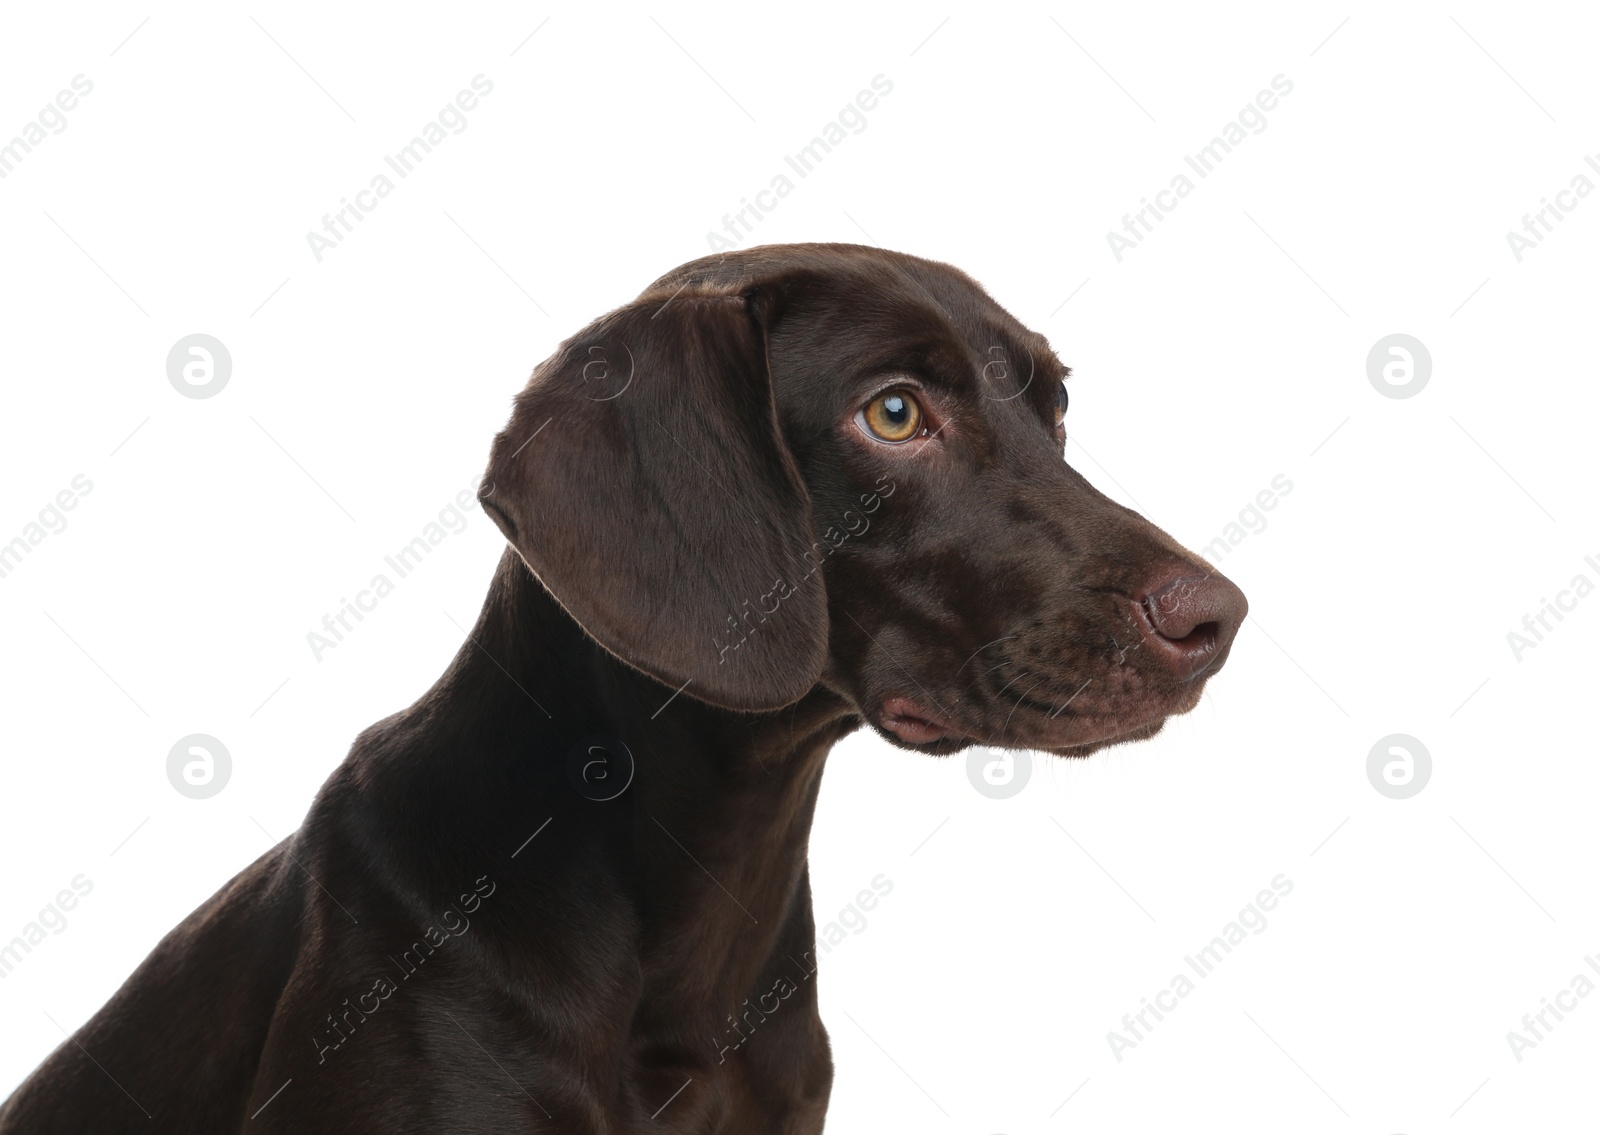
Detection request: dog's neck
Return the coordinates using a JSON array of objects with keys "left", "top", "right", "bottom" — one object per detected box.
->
[
  {"left": 346, "top": 547, "right": 859, "bottom": 1023},
  {"left": 432, "top": 548, "right": 858, "bottom": 770}
]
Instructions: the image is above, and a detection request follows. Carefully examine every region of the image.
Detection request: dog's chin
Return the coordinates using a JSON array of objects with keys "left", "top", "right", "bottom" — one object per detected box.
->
[
  {"left": 874, "top": 686, "right": 1202, "bottom": 757},
  {"left": 1039, "top": 717, "right": 1167, "bottom": 758}
]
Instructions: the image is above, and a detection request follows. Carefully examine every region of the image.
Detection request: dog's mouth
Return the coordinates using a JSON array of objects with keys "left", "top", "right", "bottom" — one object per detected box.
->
[
  {"left": 880, "top": 697, "right": 958, "bottom": 745},
  {"left": 876, "top": 684, "right": 1200, "bottom": 756}
]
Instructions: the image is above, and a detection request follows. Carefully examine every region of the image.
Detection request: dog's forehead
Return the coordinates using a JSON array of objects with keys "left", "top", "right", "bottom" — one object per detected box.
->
[
  {"left": 647, "top": 243, "right": 1061, "bottom": 386},
  {"left": 804, "top": 262, "right": 1065, "bottom": 404}
]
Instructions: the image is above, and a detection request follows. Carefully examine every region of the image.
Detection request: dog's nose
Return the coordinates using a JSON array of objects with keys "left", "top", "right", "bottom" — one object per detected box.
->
[{"left": 1133, "top": 571, "right": 1248, "bottom": 680}]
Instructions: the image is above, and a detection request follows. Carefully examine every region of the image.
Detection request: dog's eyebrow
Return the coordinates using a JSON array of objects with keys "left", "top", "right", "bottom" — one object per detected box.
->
[
  {"left": 846, "top": 338, "right": 972, "bottom": 392},
  {"left": 1033, "top": 346, "right": 1071, "bottom": 384},
  {"left": 973, "top": 317, "right": 1061, "bottom": 368},
  {"left": 1018, "top": 331, "right": 1068, "bottom": 379},
  {"left": 989, "top": 329, "right": 1069, "bottom": 389}
]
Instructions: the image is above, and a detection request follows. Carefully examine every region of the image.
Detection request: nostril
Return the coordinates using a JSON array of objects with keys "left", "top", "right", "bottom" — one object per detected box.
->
[
  {"left": 1142, "top": 593, "right": 1201, "bottom": 643},
  {"left": 1133, "top": 571, "right": 1248, "bottom": 679},
  {"left": 1161, "top": 619, "right": 1219, "bottom": 651}
]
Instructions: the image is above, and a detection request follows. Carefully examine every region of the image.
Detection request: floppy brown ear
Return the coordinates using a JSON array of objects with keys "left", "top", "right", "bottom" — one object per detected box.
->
[{"left": 479, "top": 291, "right": 827, "bottom": 712}]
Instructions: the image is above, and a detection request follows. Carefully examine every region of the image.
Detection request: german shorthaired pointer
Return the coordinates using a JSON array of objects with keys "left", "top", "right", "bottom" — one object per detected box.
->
[{"left": 0, "top": 243, "right": 1245, "bottom": 1132}]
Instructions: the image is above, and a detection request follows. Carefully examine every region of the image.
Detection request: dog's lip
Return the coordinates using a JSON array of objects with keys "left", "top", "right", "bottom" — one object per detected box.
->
[
  {"left": 880, "top": 697, "right": 957, "bottom": 744},
  {"left": 1041, "top": 717, "right": 1166, "bottom": 756},
  {"left": 880, "top": 685, "right": 1198, "bottom": 752},
  {"left": 880, "top": 672, "right": 1206, "bottom": 751}
]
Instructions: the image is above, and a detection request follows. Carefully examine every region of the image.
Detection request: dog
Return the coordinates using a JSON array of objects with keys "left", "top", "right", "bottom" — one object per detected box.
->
[{"left": 0, "top": 243, "right": 1245, "bottom": 1132}]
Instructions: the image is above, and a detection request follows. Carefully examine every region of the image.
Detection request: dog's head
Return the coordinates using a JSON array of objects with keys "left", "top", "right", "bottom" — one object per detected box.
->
[{"left": 481, "top": 244, "right": 1245, "bottom": 757}]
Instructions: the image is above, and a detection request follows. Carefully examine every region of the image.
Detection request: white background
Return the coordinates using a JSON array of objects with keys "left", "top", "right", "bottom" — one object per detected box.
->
[{"left": 2, "top": 2, "right": 1597, "bottom": 1130}]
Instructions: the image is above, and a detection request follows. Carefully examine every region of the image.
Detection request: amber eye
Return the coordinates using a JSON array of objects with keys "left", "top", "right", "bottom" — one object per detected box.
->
[{"left": 859, "top": 390, "right": 924, "bottom": 443}]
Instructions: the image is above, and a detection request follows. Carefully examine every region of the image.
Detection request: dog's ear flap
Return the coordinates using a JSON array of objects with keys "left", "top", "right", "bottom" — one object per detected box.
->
[{"left": 479, "top": 292, "right": 827, "bottom": 712}]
